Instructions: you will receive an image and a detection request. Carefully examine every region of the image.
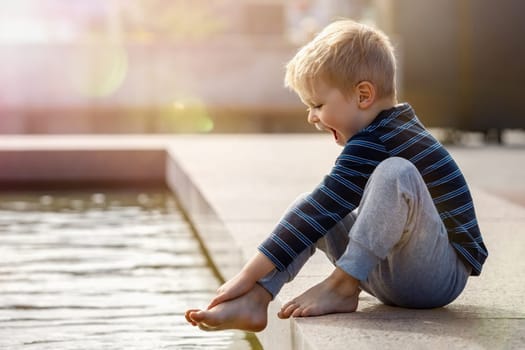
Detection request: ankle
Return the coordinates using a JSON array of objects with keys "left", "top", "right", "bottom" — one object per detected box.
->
[
  {"left": 328, "top": 267, "right": 360, "bottom": 294},
  {"left": 253, "top": 283, "right": 273, "bottom": 304}
]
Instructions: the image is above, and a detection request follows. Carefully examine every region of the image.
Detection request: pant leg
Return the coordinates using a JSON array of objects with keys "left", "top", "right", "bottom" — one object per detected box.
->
[
  {"left": 336, "top": 157, "right": 471, "bottom": 308},
  {"left": 257, "top": 193, "right": 357, "bottom": 298}
]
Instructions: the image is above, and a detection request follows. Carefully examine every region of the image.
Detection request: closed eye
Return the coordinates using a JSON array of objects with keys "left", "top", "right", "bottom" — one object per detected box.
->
[{"left": 307, "top": 104, "right": 323, "bottom": 112}]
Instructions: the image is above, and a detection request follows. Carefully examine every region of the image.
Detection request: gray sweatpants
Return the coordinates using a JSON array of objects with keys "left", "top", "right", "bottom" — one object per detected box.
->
[{"left": 258, "top": 157, "right": 471, "bottom": 308}]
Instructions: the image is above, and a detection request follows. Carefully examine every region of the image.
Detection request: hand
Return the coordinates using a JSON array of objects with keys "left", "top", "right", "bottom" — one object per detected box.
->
[
  {"left": 207, "top": 271, "right": 254, "bottom": 309},
  {"left": 207, "top": 251, "right": 275, "bottom": 309}
]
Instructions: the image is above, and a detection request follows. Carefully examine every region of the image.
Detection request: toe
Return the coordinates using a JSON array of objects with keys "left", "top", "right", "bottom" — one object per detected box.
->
[
  {"left": 184, "top": 310, "right": 192, "bottom": 323},
  {"left": 185, "top": 309, "right": 200, "bottom": 325},
  {"left": 277, "top": 310, "right": 286, "bottom": 319},
  {"left": 189, "top": 310, "right": 206, "bottom": 323},
  {"left": 281, "top": 299, "right": 295, "bottom": 310},
  {"left": 291, "top": 306, "right": 305, "bottom": 318},
  {"left": 198, "top": 323, "right": 219, "bottom": 332},
  {"left": 300, "top": 306, "right": 314, "bottom": 317},
  {"left": 279, "top": 302, "right": 299, "bottom": 319}
]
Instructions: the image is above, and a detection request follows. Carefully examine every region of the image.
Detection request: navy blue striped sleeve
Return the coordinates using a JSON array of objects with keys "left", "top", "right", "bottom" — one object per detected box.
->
[{"left": 258, "top": 132, "right": 389, "bottom": 271}]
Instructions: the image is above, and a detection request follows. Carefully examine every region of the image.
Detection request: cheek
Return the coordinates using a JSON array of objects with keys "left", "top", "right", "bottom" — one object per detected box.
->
[
  {"left": 319, "top": 108, "right": 334, "bottom": 121},
  {"left": 324, "top": 110, "right": 342, "bottom": 125}
]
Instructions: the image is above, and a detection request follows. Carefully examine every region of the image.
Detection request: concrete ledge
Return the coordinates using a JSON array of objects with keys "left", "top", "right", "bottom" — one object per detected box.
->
[
  {"left": 1, "top": 135, "right": 524, "bottom": 349},
  {"left": 0, "top": 149, "right": 166, "bottom": 189},
  {"left": 166, "top": 150, "right": 246, "bottom": 280},
  {"left": 0, "top": 136, "right": 167, "bottom": 188},
  {"left": 162, "top": 136, "right": 525, "bottom": 350}
]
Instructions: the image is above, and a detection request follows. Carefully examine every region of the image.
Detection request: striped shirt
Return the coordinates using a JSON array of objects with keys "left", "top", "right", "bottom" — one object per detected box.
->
[{"left": 259, "top": 103, "right": 488, "bottom": 276}]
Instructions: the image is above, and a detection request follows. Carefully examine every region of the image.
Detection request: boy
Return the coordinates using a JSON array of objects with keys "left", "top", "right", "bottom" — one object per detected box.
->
[{"left": 185, "top": 19, "right": 488, "bottom": 332}]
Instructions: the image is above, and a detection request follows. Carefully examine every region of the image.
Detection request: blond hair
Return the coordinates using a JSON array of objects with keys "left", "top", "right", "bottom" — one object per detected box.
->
[{"left": 285, "top": 19, "right": 397, "bottom": 101}]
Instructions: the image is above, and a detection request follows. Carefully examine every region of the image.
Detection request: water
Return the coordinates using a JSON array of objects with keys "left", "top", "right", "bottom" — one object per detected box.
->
[{"left": 0, "top": 190, "right": 260, "bottom": 349}]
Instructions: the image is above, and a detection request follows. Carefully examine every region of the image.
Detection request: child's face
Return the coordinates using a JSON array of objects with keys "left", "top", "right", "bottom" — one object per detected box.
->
[{"left": 301, "top": 79, "right": 363, "bottom": 147}]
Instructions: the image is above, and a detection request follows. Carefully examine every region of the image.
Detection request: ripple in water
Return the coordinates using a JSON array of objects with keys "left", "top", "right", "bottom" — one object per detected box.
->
[{"left": 0, "top": 190, "right": 260, "bottom": 350}]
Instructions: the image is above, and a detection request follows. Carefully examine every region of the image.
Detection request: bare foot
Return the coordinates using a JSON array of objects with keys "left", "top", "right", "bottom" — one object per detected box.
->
[
  {"left": 185, "top": 283, "right": 272, "bottom": 332},
  {"left": 278, "top": 267, "right": 360, "bottom": 318}
]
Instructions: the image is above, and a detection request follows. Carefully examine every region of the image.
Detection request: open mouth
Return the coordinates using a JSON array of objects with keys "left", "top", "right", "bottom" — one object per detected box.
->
[
  {"left": 315, "top": 124, "right": 339, "bottom": 143},
  {"left": 330, "top": 128, "right": 338, "bottom": 142}
]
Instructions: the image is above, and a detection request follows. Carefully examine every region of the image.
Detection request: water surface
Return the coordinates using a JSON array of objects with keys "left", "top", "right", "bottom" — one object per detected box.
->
[{"left": 0, "top": 190, "right": 259, "bottom": 349}]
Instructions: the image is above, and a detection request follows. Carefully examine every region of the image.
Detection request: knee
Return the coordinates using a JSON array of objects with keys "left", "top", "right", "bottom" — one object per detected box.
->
[{"left": 372, "top": 157, "right": 418, "bottom": 184}]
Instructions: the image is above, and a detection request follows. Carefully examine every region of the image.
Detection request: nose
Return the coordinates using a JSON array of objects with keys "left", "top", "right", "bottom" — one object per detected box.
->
[{"left": 307, "top": 109, "right": 319, "bottom": 125}]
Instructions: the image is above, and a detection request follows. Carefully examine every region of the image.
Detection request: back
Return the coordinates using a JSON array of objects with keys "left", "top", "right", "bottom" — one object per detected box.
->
[{"left": 362, "top": 103, "right": 488, "bottom": 274}]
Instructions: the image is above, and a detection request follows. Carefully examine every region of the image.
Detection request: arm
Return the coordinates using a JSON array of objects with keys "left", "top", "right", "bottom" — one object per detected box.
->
[
  {"left": 207, "top": 251, "right": 275, "bottom": 309},
  {"left": 259, "top": 133, "right": 389, "bottom": 273}
]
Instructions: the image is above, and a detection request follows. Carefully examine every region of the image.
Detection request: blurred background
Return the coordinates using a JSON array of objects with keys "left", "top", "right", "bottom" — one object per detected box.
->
[{"left": 0, "top": 0, "right": 524, "bottom": 142}]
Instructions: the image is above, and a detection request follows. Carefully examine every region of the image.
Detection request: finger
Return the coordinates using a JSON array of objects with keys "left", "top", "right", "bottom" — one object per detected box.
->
[
  {"left": 207, "top": 287, "right": 243, "bottom": 309},
  {"left": 216, "top": 284, "right": 226, "bottom": 294},
  {"left": 207, "top": 293, "right": 227, "bottom": 309}
]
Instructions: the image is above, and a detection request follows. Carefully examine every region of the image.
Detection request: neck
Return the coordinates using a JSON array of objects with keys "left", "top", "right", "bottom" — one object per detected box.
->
[{"left": 360, "top": 97, "right": 397, "bottom": 126}]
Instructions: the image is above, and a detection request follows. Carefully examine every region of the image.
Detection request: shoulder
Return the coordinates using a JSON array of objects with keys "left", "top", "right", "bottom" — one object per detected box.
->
[
  {"left": 337, "top": 131, "right": 388, "bottom": 167},
  {"left": 345, "top": 130, "right": 387, "bottom": 154}
]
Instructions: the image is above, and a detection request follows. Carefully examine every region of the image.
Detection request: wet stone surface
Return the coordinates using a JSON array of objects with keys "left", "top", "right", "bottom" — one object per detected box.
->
[{"left": 0, "top": 190, "right": 257, "bottom": 349}]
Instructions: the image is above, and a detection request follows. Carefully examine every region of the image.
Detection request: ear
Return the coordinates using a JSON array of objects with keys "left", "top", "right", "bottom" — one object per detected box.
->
[{"left": 355, "top": 81, "right": 376, "bottom": 109}]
